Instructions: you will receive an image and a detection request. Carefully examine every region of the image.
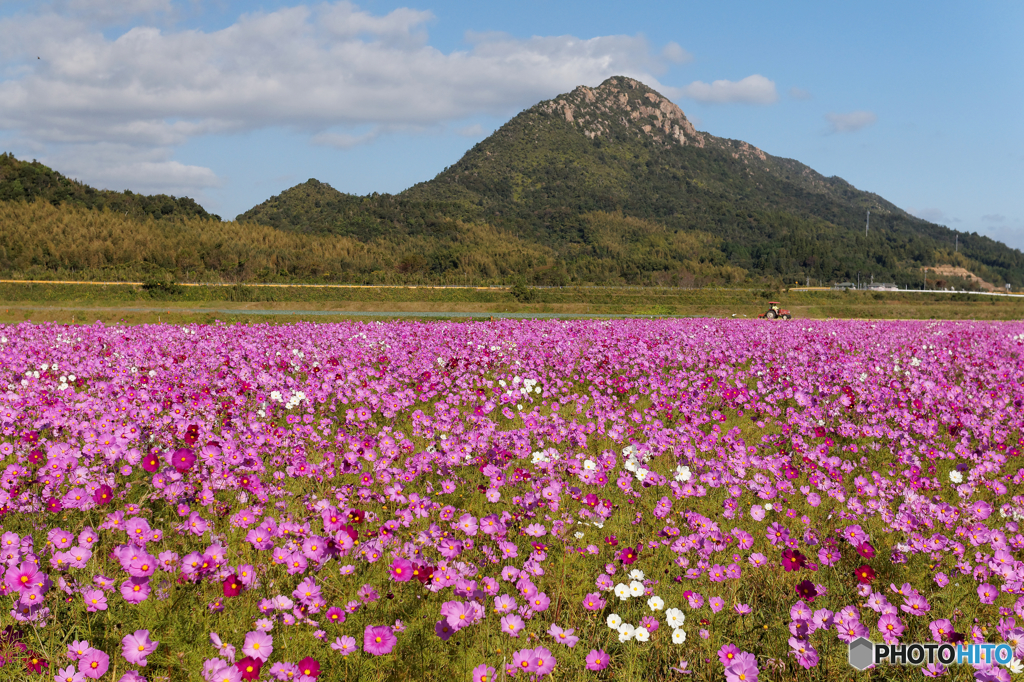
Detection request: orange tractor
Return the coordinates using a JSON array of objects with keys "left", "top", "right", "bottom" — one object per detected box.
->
[{"left": 758, "top": 302, "right": 792, "bottom": 320}]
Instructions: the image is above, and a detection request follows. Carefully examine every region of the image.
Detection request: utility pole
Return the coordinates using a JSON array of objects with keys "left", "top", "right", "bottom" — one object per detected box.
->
[
  {"left": 866, "top": 210, "right": 870, "bottom": 237},
  {"left": 955, "top": 234, "right": 958, "bottom": 253}
]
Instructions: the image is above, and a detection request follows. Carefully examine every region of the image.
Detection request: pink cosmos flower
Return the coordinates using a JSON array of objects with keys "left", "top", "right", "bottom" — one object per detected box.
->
[
  {"left": 511, "top": 648, "right": 534, "bottom": 674},
  {"left": 501, "top": 614, "right": 525, "bottom": 637},
  {"left": 82, "top": 590, "right": 107, "bottom": 612},
  {"left": 929, "top": 618, "right": 953, "bottom": 642},
  {"left": 363, "top": 625, "right": 397, "bottom": 655},
  {"left": 209, "top": 664, "right": 243, "bottom": 682},
  {"left": 547, "top": 624, "right": 579, "bottom": 648},
  {"left": 585, "top": 649, "right": 609, "bottom": 671},
  {"left": 54, "top": 665, "right": 85, "bottom": 682},
  {"left": 331, "top": 635, "right": 358, "bottom": 656},
  {"left": 582, "top": 592, "right": 606, "bottom": 611},
  {"left": 78, "top": 649, "right": 110, "bottom": 679},
  {"left": 472, "top": 663, "right": 496, "bottom": 682},
  {"left": 120, "top": 577, "right": 150, "bottom": 604},
  {"left": 242, "top": 631, "right": 273, "bottom": 661},
  {"left": 443, "top": 601, "right": 476, "bottom": 630},
  {"left": 718, "top": 644, "right": 741, "bottom": 666},
  {"left": 121, "top": 630, "right": 158, "bottom": 666},
  {"left": 493, "top": 594, "right": 516, "bottom": 614},
  {"left": 724, "top": 652, "right": 758, "bottom": 682},
  {"left": 6, "top": 560, "right": 40, "bottom": 593},
  {"left": 526, "top": 646, "right": 556, "bottom": 676},
  {"left": 528, "top": 592, "right": 551, "bottom": 612},
  {"left": 789, "top": 637, "right": 819, "bottom": 669},
  {"left": 878, "top": 613, "right": 905, "bottom": 641}
]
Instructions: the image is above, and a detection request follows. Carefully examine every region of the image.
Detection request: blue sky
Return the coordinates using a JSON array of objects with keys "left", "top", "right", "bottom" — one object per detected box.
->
[{"left": 1, "top": 0, "right": 1022, "bottom": 249}]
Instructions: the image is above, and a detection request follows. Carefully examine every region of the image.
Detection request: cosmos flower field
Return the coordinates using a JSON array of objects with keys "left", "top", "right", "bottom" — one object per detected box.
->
[{"left": 0, "top": 318, "right": 1023, "bottom": 682}]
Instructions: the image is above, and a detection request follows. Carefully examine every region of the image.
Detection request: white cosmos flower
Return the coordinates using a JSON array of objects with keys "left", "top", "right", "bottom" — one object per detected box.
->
[
  {"left": 634, "top": 626, "right": 650, "bottom": 642},
  {"left": 606, "top": 614, "right": 622, "bottom": 629},
  {"left": 665, "top": 609, "right": 685, "bottom": 628},
  {"left": 949, "top": 470, "right": 963, "bottom": 483},
  {"left": 1006, "top": 658, "right": 1022, "bottom": 674},
  {"left": 583, "top": 459, "right": 597, "bottom": 470},
  {"left": 674, "top": 466, "right": 692, "bottom": 482},
  {"left": 617, "top": 623, "right": 635, "bottom": 641},
  {"left": 614, "top": 583, "right": 630, "bottom": 600},
  {"left": 629, "top": 569, "right": 645, "bottom": 581},
  {"left": 647, "top": 596, "right": 664, "bottom": 611},
  {"left": 629, "top": 581, "right": 645, "bottom": 597},
  {"left": 672, "top": 629, "right": 687, "bottom": 644}
]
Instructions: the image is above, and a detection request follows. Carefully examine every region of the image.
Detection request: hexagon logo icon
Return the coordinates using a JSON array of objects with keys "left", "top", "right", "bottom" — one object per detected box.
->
[{"left": 848, "top": 637, "right": 875, "bottom": 670}]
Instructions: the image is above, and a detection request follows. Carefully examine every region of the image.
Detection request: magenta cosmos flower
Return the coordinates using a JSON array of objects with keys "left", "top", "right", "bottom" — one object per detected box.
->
[
  {"left": 121, "top": 630, "right": 158, "bottom": 666},
  {"left": 363, "top": 626, "right": 397, "bottom": 656},
  {"left": 171, "top": 448, "right": 196, "bottom": 472},
  {"left": 296, "top": 657, "right": 320, "bottom": 678},
  {"left": 223, "top": 574, "right": 242, "bottom": 597},
  {"left": 389, "top": 558, "right": 413, "bottom": 582},
  {"left": 92, "top": 484, "right": 113, "bottom": 505}
]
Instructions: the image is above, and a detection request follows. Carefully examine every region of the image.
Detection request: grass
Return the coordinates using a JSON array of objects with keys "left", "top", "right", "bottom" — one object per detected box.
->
[{"left": 0, "top": 282, "right": 1022, "bottom": 325}]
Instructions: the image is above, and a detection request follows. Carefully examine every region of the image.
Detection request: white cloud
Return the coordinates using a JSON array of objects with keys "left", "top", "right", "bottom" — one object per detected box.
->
[
  {"left": 0, "top": 1, "right": 750, "bottom": 195},
  {"left": 35, "top": 139, "right": 220, "bottom": 194},
  {"left": 680, "top": 74, "right": 778, "bottom": 104},
  {"left": 981, "top": 213, "right": 1005, "bottom": 222},
  {"left": 788, "top": 86, "right": 811, "bottom": 100},
  {"left": 825, "top": 110, "right": 877, "bottom": 134},
  {"left": 0, "top": 5, "right": 679, "bottom": 137},
  {"left": 456, "top": 123, "right": 485, "bottom": 137},
  {"left": 660, "top": 41, "right": 693, "bottom": 64}
]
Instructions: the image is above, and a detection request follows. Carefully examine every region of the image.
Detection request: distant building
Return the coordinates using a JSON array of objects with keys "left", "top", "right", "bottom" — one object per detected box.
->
[
  {"left": 832, "top": 282, "right": 856, "bottom": 290},
  {"left": 866, "top": 283, "right": 899, "bottom": 292}
]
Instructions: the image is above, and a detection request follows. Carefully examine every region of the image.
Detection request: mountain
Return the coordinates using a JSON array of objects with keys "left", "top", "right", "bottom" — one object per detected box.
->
[
  {"left": 0, "top": 153, "right": 221, "bottom": 222},
  {"left": 239, "top": 76, "right": 1024, "bottom": 288}
]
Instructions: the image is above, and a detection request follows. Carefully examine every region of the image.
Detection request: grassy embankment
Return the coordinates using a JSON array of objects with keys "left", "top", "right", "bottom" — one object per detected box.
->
[{"left": 0, "top": 282, "right": 1022, "bottom": 325}]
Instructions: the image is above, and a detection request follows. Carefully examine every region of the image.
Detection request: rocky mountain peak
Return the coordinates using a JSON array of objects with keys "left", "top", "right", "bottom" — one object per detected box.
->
[{"left": 536, "top": 76, "right": 704, "bottom": 148}]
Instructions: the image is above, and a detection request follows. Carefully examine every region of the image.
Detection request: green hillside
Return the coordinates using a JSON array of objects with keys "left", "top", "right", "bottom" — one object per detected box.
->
[
  {"left": 240, "top": 77, "right": 1024, "bottom": 288},
  {"left": 0, "top": 153, "right": 221, "bottom": 222},
  {"left": 3, "top": 76, "right": 1022, "bottom": 288}
]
